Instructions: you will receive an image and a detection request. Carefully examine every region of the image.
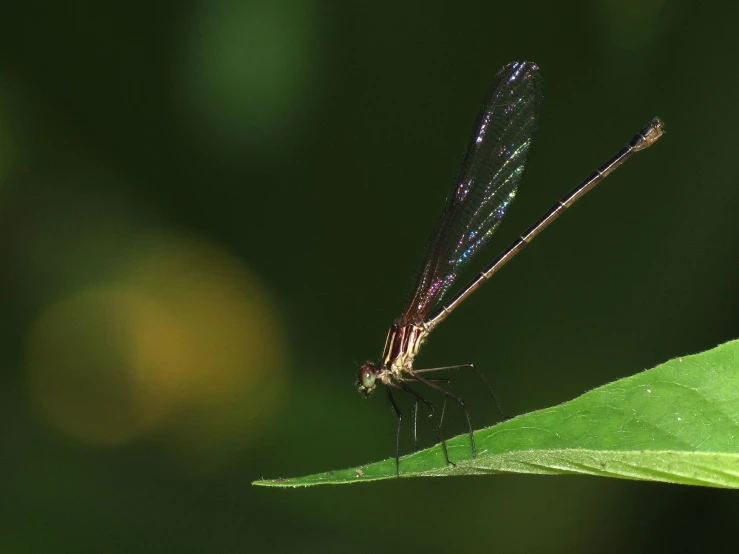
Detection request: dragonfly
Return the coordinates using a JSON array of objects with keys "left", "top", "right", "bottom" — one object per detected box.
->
[{"left": 355, "top": 61, "right": 664, "bottom": 474}]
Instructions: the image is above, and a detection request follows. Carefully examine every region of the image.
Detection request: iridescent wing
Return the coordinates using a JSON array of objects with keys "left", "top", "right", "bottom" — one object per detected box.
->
[{"left": 403, "top": 61, "right": 542, "bottom": 322}]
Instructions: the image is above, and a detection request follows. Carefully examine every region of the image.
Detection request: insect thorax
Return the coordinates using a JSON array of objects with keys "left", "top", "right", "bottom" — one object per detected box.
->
[{"left": 380, "top": 319, "right": 429, "bottom": 379}]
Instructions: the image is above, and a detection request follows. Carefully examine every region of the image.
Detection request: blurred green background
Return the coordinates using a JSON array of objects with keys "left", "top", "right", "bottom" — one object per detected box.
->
[{"left": 2, "top": 1, "right": 739, "bottom": 552}]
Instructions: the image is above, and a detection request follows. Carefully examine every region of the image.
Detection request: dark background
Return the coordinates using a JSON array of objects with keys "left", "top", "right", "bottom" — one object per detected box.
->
[{"left": 2, "top": 1, "right": 739, "bottom": 552}]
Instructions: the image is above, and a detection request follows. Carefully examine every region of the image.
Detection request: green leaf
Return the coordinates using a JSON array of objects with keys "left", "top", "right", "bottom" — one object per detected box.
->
[{"left": 254, "top": 339, "right": 739, "bottom": 488}]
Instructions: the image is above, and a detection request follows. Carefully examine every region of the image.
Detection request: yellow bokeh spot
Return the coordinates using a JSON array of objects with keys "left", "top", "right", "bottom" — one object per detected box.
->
[
  {"left": 26, "top": 287, "right": 185, "bottom": 444},
  {"left": 26, "top": 234, "right": 286, "bottom": 458}
]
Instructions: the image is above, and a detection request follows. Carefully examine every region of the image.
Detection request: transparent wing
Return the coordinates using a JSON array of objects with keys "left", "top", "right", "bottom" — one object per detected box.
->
[{"left": 403, "top": 61, "right": 542, "bottom": 321}]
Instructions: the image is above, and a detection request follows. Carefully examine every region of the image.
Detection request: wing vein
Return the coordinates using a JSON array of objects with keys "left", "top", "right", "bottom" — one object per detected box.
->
[{"left": 403, "top": 61, "right": 542, "bottom": 321}]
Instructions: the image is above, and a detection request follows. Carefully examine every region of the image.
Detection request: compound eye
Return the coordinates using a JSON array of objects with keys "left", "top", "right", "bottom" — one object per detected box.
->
[{"left": 358, "top": 364, "right": 377, "bottom": 389}]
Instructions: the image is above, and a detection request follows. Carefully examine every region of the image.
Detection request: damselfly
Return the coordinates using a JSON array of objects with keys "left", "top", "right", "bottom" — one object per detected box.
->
[{"left": 355, "top": 61, "right": 664, "bottom": 474}]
